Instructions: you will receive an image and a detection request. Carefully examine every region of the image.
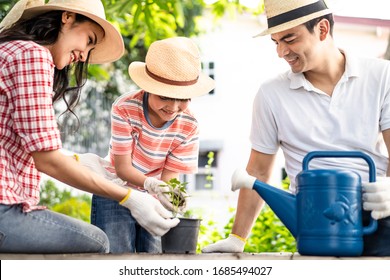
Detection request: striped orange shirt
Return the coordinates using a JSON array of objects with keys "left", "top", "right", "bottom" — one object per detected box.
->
[{"left": 109, "top": 90, "right": 199, "bottom": 181}]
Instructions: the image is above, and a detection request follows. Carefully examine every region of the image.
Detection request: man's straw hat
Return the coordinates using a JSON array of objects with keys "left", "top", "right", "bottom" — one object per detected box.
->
[
  {"left": 0, "top": 0, "right": 124, "bottom": 64},
  {"left": 256, "top": 0, "right": 332, "bottom": 36},
  {"left": 128, "top": 37, "right": 215, "bottom": 99}
]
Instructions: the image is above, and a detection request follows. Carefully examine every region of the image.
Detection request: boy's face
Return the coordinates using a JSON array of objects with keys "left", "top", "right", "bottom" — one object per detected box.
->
[{"left": 147, "top": 94, "right": 191, "bottom": 127}]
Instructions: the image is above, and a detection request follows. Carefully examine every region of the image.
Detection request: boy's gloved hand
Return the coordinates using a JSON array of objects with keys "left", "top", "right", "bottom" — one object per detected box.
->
[
  {"left": 201, "top": 234, "right": 245, "bottom": 253},
  {"left": 120, "top": 189, "right": 180, "bottom": 236},
  {"left": 144, "top": 177, "right": 187, "bottom": 212},
  {"left": 362, "top": 177, "right": 390, "bottom": 220}
]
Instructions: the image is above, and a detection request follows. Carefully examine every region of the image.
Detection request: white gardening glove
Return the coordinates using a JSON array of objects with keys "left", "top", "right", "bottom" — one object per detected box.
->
[
  {"left": 144, "top": 177, "right": 187, "bottom": 213},
  {"left": 362, "top": 177, "right": 390, "bottom": 220},
  {"left": 201, "top": 234, "right": 245, "bottom": 253},
  {"left": 76, "top": 153, "right": 126, "bottom": 187},
  {"left": 120, "top": 189, "right": 180, "bottom": 236}
]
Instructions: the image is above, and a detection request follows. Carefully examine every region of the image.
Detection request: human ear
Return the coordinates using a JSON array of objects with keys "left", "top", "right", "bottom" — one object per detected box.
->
[
  {"left": 317, "top": 19, "right": 329, "bottom": 40},
  {"left": 61, "top": 11, "right": 76, "bottom": 24}
]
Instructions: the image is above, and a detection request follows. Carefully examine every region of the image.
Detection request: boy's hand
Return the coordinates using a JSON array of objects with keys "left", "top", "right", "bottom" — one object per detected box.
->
[{"left": 144, "top": 177, "right": 175, "bottom": 211}]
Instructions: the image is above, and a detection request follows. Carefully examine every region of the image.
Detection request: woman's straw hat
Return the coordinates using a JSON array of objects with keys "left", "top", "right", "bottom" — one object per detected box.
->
[
  {"left": 128, "top": 37, "right": 215, "bottom": 99},
  {"left": 0, "top": 0, "right": 124, "bottom": 64},
  {"left": 256, "top": 0, "right": 332, "bottom": 36}
]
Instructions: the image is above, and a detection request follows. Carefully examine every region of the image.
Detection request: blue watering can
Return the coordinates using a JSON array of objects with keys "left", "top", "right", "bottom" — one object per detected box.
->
[{"left": 232, "top": 151, "right": 378, "bottom": 256}]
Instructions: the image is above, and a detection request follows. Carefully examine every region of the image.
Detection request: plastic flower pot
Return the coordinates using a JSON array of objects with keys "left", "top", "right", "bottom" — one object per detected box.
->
[{"left": 161, "top": 217, "right": 201, "bottom": 254}]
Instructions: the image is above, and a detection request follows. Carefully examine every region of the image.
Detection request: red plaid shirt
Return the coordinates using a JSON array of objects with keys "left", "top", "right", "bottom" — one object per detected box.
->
[{"left": 0, "top": 41, "right": 62, "bottom": 212}]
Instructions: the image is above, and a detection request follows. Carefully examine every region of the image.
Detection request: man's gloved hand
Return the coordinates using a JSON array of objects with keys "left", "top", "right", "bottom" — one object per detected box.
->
[
  {"left": 120, "top": 189, "right": 180, "bottom": 236},
  {"left": 362, "top": 177, "right": 390, "bottom": 220},
  {"left": 144, "top": 177, "right": 187, "bottom": 213},
  {"left": 201, "top": 234, "right": 245, "bottom": 253},
  {"left": 77, "top": 153, "right": 126, "bottom": 186}
]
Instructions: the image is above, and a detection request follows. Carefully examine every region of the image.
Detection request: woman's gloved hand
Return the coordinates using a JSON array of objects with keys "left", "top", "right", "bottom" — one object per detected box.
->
[
  {"left": 76, "top": 153, "right": 126, "bottom": 186},
  {"left": 120, "top": 189, "right": 180, "bottom": 236},
  {"left": 362, "top": 177, "right": 390, "bottom": 220},
  {"left": 201, "top": 234, "right": 246, "bottom": 253}
]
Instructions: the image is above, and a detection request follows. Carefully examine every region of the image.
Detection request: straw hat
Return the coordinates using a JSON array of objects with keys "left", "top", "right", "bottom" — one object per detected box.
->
[
  {"left": 128, "top": 37, "right": 215, "bottom": 99},
  {"left": 255, "top": 0, "right": 332, "bottom": 36},
  {"left": 0, "top": 0, "right": 124, "bottom": 64}
]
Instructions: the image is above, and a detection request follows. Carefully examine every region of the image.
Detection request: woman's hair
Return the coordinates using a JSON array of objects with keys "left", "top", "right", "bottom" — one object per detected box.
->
[
  {"left": 0, "top": 11, "right": 95, "bottom": 126},
  {"left": 304, "top": 13, "right": 334, "bottom": 36}
]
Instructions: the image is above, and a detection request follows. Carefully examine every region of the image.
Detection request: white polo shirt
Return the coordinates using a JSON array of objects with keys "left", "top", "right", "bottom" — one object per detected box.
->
[{"left": 250, "top": 51, "right": 390, "bottom": 192}]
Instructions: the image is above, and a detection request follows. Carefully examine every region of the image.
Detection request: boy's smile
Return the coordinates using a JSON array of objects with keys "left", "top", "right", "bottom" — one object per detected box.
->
[{"left": 147, "top": 94, "right": 191, "bottom": 128}]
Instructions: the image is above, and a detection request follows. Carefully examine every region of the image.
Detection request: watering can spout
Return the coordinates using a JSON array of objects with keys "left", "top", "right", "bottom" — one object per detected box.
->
[{"left": 231, "top": 169, "right": 298, "bottom": 237}]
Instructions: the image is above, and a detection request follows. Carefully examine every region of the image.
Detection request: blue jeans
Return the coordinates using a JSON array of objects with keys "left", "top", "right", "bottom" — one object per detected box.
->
[
  {"left": 363, "top": 216, "right": 390, "bottom": 256},
  {"left": 0, "top": 204, "right": 109, "bottom": 253},
  {"left": 91, "top": 195, "right": 161, "bottom": 254}
]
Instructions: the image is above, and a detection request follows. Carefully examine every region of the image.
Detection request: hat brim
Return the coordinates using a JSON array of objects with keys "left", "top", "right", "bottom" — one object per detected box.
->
[
  {"left": 22, "top": 6, "right": 124, "bottom": 64},
  {"left": 129, "top": 62, "right": 215, "bottom": 99},
  {"left": 254, "top": 9, "right": 332, "bottom": 37}
]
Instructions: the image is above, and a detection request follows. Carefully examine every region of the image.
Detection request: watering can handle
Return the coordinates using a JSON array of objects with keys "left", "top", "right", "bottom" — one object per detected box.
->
[
  {"left": 302, "top": 151, "right": 376, "bottom": 183},
  {"left": 302, "top": 151, "right": 378, "bottom": 235}
]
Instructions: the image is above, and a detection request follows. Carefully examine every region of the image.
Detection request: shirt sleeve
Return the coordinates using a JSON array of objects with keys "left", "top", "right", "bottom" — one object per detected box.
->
[
  {"left": 10, "top": 46, "right": 62, "bottom": 152},
  {"left": 250, "top": 87, "right": 280, "bottom": 154},
  {"left": 379, "top": 64, "right": 390, "bottom": 131},
  {"left": 110, "top": 101, "right": 134, "bottom": 155}
]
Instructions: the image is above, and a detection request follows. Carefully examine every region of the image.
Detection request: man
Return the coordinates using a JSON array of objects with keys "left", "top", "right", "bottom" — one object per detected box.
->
[{"left": 202, "top": 0, "right": 390, "bottom": 256}]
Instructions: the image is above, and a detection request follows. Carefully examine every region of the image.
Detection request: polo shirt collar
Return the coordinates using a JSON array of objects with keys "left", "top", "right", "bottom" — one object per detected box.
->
[{"left": 288, "top": 49, "right": 360, "bottom": 91}]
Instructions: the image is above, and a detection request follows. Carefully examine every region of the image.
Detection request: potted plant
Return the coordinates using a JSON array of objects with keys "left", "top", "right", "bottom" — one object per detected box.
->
[{"left": 161, "top": 178, "right": 202, "bottom": 254}]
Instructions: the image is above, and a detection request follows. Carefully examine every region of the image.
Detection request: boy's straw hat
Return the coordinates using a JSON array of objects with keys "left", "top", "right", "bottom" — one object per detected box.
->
[
  {"left": 0, "top": 0, "right": 124, "bottom": 64},
  {"left": 128, "top": 37, "right": 215, "bottom": 99},
  {"left": 256, "top": 0, "right": 332, "bottom": 36}
]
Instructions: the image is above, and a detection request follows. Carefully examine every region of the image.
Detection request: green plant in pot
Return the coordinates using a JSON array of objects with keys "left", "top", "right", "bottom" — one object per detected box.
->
[{"left": 161, "top": 178, "right": 201, "bottom": 254}]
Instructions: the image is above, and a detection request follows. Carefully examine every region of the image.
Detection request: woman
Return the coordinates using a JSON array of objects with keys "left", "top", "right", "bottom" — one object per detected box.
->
[{"left": 0, "top": 0, "right": 178, "bottom": 254}]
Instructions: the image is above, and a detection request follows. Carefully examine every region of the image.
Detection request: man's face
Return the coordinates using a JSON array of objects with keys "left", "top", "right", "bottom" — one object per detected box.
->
[{"left": 270, "top": 23, "right": 322, "bottom": 74}]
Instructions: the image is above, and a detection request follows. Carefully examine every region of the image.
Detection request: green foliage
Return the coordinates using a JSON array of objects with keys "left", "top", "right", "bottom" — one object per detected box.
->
[
  {"left": 102, "top": 0, "right": 208, "bottom": 77},
  {"left": 0, "top": 0, "right": 18, "bottom": 20},
  {"left": 196, "top": 216, "right": 224, "bottom": 253},
  {"left": 52, "top": 197, "right": 92, "bottom": 223},
  {"left": 40, "top": 180, "right": 92, "bottom": 223},
  {"left": 235, "top": 175, "right": 296, "bottom": 252},
  {"left": 245, "top": 206, "right": 296, "bottom": 253},
  {"left": 204, "top": 151, "right": 215, "bottom": 188},
  {"left": 39, "top": 179, "right": 72, "bottom": 208}
]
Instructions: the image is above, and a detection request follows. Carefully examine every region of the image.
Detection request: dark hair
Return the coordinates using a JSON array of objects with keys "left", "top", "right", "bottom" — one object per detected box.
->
[
  {"left": 0, "top": 11, "right": 96, "bottom": 127},
  {"left": 304, "top": 13, "right": 334, "bottom": 36}
]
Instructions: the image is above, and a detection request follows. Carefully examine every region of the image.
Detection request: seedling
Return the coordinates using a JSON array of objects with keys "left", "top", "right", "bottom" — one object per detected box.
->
[{"left": 161, "top": 178, "right": 189, "bottom": 217}]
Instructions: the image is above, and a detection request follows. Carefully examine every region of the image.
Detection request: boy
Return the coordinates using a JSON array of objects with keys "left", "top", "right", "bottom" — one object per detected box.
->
[{"left": 81, "top": 37, "right": 215, "bottom": 253}]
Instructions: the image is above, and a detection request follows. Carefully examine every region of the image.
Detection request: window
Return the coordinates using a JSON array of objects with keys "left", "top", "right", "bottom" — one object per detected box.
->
[
  {"left": 195, "top": 150, "right": 217, "bottom": 190},
  {"left": 202, "top": 61, "right": 215, "bottom": 95}
]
